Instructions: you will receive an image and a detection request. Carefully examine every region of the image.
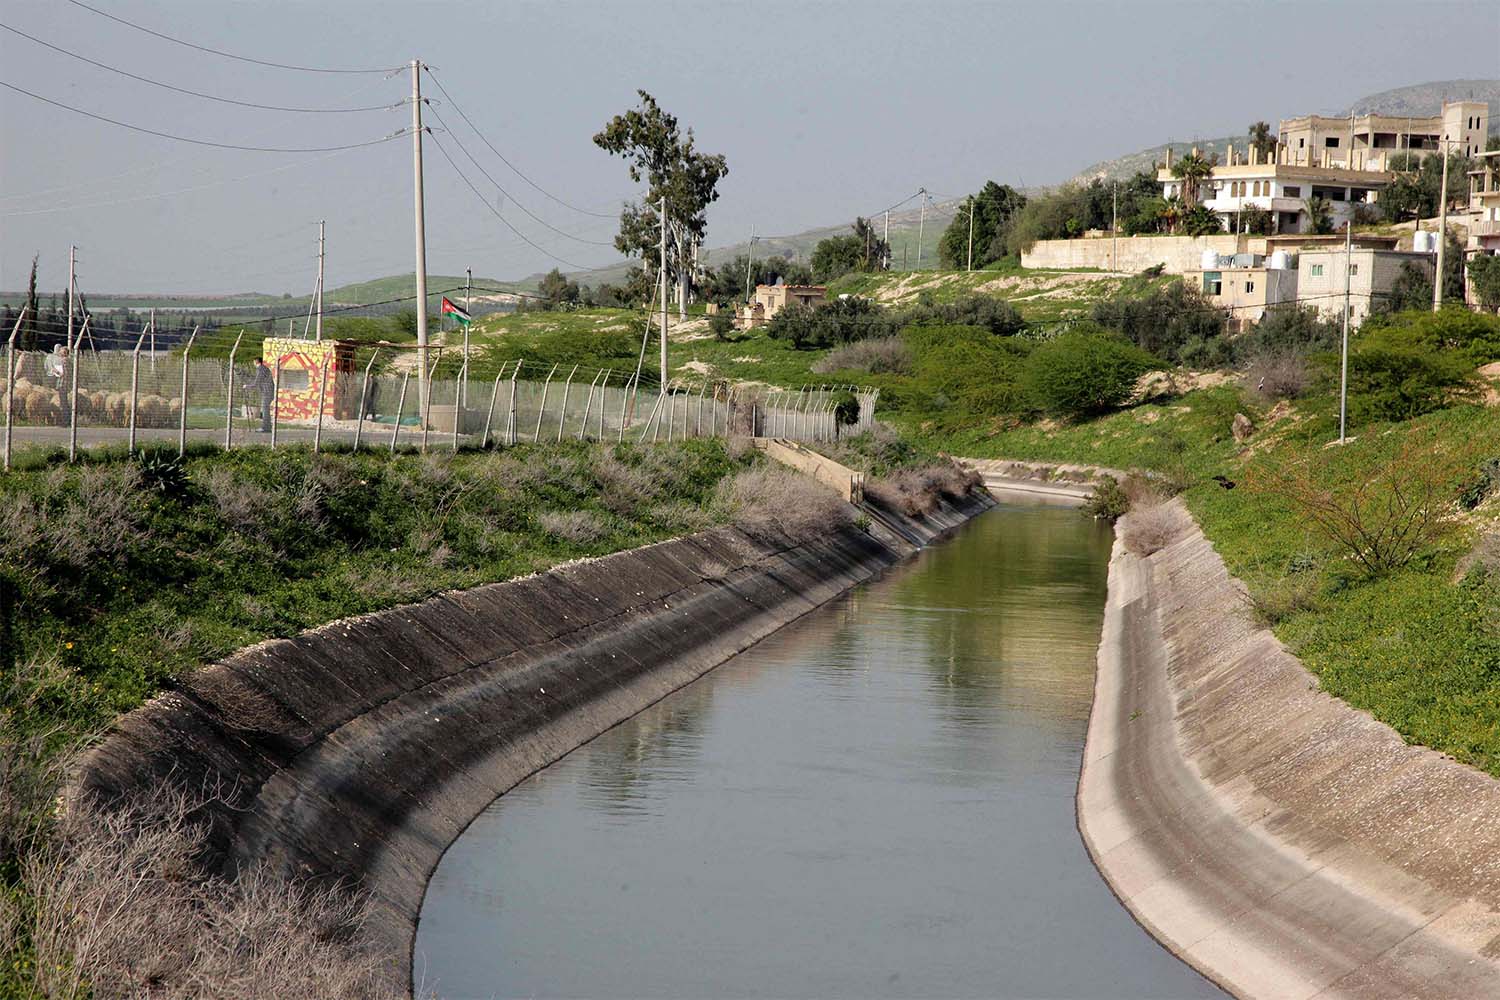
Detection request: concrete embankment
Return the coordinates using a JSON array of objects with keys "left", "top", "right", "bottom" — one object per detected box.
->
[
  {"left": 74, "top": 489, "right": 994, "bottom": 994},
  {"left": 1082, "top": 499, "right": 1500, "bottom": 998}
]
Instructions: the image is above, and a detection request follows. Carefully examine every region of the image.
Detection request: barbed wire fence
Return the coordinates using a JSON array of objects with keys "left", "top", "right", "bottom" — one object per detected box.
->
[{"left": 2, "top": 304, "right": 879, "bottom": 471}]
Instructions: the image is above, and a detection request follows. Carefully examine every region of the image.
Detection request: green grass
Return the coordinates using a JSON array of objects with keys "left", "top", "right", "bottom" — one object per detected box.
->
[{"left": 939, "top": 389, "right": 1500, "bottom": 776}]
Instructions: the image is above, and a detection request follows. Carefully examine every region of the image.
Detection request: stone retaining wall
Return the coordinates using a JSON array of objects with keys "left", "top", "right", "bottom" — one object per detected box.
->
[{"left": 74, "top": 490, "right": 995, "bottom": 994}]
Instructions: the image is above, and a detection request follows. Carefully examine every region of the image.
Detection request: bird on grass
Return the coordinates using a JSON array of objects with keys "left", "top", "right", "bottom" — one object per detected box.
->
[{"left": 1212, "top": 474, "right": 1236, "bottom": 490}]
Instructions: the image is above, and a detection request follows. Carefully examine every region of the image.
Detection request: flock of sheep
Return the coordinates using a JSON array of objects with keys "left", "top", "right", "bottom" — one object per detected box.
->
[{"left": 2, "top": 376, "right": 183, "bottom": 427}]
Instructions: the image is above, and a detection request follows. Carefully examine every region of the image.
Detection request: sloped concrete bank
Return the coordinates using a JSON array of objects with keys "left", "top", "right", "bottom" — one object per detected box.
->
[
  {"left": 74, "top": 489, "right": 995, "bottom": 994},
  {"left": 1082, "top": 499, "right": 1500, "bottom": 998}
]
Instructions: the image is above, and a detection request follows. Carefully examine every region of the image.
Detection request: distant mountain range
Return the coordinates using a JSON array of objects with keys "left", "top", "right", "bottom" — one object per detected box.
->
[{"left": 1066, "top": 78, "right": 1500, "bottom": 186}]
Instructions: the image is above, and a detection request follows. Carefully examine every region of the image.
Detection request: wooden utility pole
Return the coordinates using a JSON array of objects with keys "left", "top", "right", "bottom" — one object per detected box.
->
[
  {"left": 966, "top": 195, "right": 975, "bottom": 271},
  {"left": 315, "top": 220, "right": 325, "bottom": 342},
  {"left": 1339, "top": 220, "right": 1351, "bottom": 444},
  {"left": 915, "top": 189, "right": 927, "bottom": 270},
  {"left": 1112, "top": 182, "right": 1119, "bottom": 271}
]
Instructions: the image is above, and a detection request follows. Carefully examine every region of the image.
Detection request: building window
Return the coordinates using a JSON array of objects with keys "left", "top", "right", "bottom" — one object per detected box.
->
[
  {"left": 1325, "top": 137, "right": 1340, "bottom": 147},
  {"left": 1245, "top": 281, "right": 1255, "bottom": 293},
  {"left": 1284, "top": 185, "right": 1301, "bottom": 197},
  {"left": 1298, "top": 138, "right": 1305, "bottom": 148},
  {"left": 1350, "top": 264, "right": 1358, "bottom": 275},
  {"left": 1310, "top": 264, "right": 1324, "bottom": 277},
  {"left": 1202, "top": 271, "right": 1223, "bottom": 296}
]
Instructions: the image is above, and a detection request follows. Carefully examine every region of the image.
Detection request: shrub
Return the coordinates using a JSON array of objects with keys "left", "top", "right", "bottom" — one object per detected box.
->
[
  {"left": 1361, "top": 307, "right": 1500, "bottom": 362},
  {"left": 1238, "top": 304, "right": 1340, "bottom": 358},
  {"left": 1092, "top": 279, "right": 1225, "bottom": 363},
  {"left": 1246, "top": 428, "right": 1478, "bottom": 576},
  {"left": 1340, "top": 325, "right": 1481, "bottom": 423},
  {"left": 1081, "top": 477, "right": 1130, "bottom": 523},
  {"left": 904, "top": 324, "right": 1033, "bottom": 424},
  {"left": 896, "top": 293, "right": 1024, "bottom": 337},
  {"left": 1020, "top": 332, "right": 1157, "bottom": 418},
  {"left": 811, "top": 336, "right": 911, "bottom": 375},
  {"left": 1121, "top": 503, "right": 1178, "bottom": 556},
  {"left": 713, "top": 465, "right": 852, "bottom": 542},
  {"left": 765, "top": 296, "right": 891, "bottom": 350},
  {"left": 19, "top": 789, "right": 405, "bottom": 1000},
  {"left": 1244, "top": 349, "right": 1310, "bottom": 400},
  {"left": 708, "top": 311, "right": 735, "bottom": 341},
  {"left": 1470, "top": 254, "right": 1500, "bottom": 312}
]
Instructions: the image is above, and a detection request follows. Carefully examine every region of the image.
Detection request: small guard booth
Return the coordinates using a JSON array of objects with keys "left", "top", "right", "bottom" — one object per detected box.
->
[{"left": 261, "top": 337, "right": 357, "bottom": 421}]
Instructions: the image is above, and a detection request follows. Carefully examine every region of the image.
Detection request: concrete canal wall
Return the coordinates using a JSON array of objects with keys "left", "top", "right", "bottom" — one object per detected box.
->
[
  {"left": 1082, "top": 499, "right": 1500, "bottom": 998},
  {"left": 73, "top": 489, "right": 995, "bottom": 994}
]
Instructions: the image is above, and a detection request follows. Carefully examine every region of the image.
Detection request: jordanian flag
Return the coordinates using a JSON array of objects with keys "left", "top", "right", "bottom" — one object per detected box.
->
[{"left": 440, "top": 296, "right": 471, "bottom": 325}]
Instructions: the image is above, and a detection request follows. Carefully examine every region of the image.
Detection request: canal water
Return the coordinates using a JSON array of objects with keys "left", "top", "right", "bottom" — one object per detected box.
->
[{"left": 414, "top": 504, "right": 1223, "bottom": 999}]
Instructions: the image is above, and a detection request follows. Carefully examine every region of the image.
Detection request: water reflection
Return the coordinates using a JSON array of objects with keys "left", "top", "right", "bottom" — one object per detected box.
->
[{"left": 416, "top": 505, "right": 1222, "bottom": 999}]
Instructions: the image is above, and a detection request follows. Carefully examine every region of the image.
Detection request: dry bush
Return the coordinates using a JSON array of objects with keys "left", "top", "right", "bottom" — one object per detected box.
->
[
  {"left": 203, "top": 466, "right": 279, "bottom": 538},
  {"left": 650, "top": 501, "right": 715, "bottom": 535},
  {"left": 1121, "top": 472, "right": 1172, "bottom": 507},
  {"left": 538, "top": 509, "right": 609, "bottom": 545},
  {"left": 864, "top": 461, "right": 978, "bottom": 518},
  {"left": 20, "top": 788, "right": 405, "bottom": 1000},
  {"left": 1246, "top": 431, "right": 1477, "bottom": 576},
  {"left": 714, "top": 466, "right": 852, "bottom": 543},
  {"left": 1243, "top": 574, "right": 1323, "bottom": 626},
  {"left": 1244, "top": 349, "right": 1310, "bottom": 401},
  {"left": 1121, "top": 503, "right": 1179, "bottom": 557},
  {"left": 1, "top": 655, "right": 75, "bottom": 868},
  {"left": 810, "top": 336, "right": 912, "bottom": 375},
  {"left": 590, "top": 452, "right": 660, "bottom": 516}
]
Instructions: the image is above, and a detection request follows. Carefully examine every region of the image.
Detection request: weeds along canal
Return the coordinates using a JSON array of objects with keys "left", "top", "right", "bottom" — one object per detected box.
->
[{"left": 414, "top": 504, "right": 1224, "bottom": 999}]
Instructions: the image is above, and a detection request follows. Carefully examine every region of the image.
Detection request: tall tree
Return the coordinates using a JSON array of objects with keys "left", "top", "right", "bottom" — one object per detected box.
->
[
  {"left": 593, "top": 91, "right": 728, "bottom": 320},
  {"left": 19, "top": 255, "right": 40, "bottom": 351},
  {"left": 1248, "top": 121, "right": 1275, "bottom": 159},
  {"left": 938, "top": 181, "right": 1026, "bottom": 268}
]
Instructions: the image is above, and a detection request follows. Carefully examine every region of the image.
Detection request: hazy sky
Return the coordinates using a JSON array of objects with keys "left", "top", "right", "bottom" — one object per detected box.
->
[{"left": 2, "top": 0, "right": 1496, "bottom": 294}]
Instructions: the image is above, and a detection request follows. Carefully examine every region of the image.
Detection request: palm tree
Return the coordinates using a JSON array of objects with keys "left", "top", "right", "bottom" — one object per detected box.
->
[
  {"left": 1159, "top": 197, "right": 1185, "bottom": 235},
  {"left": 1171, "top": 153, "right": 1213, "bottom": 206},
  {"left": 1305, "top": 195, "right": 1334, "bottom": 235}
]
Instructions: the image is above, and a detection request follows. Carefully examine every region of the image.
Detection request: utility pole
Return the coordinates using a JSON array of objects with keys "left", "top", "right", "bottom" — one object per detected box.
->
[
  {"left": 915, "top": 190, "right": 927, "bottom": 270},
  {"left": 1338, "top": 220, "right": 1351, "bottom": 443},
  {"left": 66, "top": 244, "right": 75, "bottom": 358},
  {"left": 1434, "top": 138, "right": 1451, "bottom": 312},
  {"left": 410, "top": 58, "right": 430, "bottom": 410},
  {"left": 463, "top": 266, "right": 472, "bottom": 423},
  {"left": 315, "top": 220, "right": 325, "bottom": 342},
  {"left": 744, "top": 225, "right": 755, "bottom": 301},
  {"left": 883, "top": 210, "right": 890, "bottom": 269},
  {"left": 659, "top": 194, "right": 669, "bottom": 386},
  {"left": 966, "top": 195, "right": 975, "bottom": 272},
  {"left": 1112, "top": 182, "right": 1119, "bottom": 271}
]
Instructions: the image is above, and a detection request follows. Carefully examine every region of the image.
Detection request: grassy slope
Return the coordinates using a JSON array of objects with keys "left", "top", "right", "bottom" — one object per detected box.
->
[{"left": 933, "top": 389, "right": 1500, "bottom": 776}]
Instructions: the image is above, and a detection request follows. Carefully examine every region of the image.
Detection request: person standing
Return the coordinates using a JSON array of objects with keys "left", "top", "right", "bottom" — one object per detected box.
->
[{"left": 247, "top": 357, "right": 275, "bottom": 433}]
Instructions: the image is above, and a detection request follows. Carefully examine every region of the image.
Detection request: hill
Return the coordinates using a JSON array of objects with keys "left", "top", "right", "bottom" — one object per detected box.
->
[{"left": 1067, "top": 78, "right": 1500, "bottom": 185}]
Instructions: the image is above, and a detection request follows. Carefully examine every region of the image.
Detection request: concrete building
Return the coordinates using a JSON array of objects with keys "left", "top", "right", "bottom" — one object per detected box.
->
[
  {"left": 1190, "top": 256, "right": 1299, "bottom": 327},
  {"left": 1469, "top": 150, "right": 1500, "bottom": 252},
  {"left": 735, "top": 283, "right": 826, "bottom": 329},
  {"left": 1278, "top": 100, "right": 1490, "bottom": 166},
  {"left": 1295, "top": 247, "right": 1434, "bottom": 327},
  {"left": 1160, "top": 101, "right": 1491, "bottom": 235}
]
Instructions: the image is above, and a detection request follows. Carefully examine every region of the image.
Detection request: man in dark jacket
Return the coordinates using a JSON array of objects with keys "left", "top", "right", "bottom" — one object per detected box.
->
[{"left": 248, "top": 357, "right": 275, "bottom": 432}]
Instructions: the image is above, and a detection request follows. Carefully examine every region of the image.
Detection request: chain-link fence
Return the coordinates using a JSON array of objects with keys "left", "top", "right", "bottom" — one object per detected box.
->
[{"left": 3, "top": 320, "right": 878, "bottom": 469}]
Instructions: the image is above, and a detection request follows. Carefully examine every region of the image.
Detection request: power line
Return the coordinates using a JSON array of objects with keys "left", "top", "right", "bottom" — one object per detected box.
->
[
  {"left": 422, "top": 67, "right": 623, "bottom": 219},
  {"left": 62, "top": 0, "right": 401, "bottom": 74},
  {"left": 423, "top": 104, "right": 617, "bottom": 248},
  {"left": 0, "top": 79, "right": 408, "bottom": 152},
  {"left": 0, "top": 22, "right": 402, "bottom": 113},
  {"left": 428, "top": 132, "right": 610, "bottom": 272},
  {"left": 0, "top": 144, "right": 398, "bottom": 218}
]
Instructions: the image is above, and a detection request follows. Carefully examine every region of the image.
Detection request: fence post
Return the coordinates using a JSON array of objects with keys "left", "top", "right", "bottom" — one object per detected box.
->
[
  {"left": 578, "top": 369, "right": 601, "bottom": 441},
  {"left": 126, "top": 329, "right": 145, "bottom": 455},
  {"left": 452, "top": 356, "right": 467, "bottom": 453},
  {"left": 695, "top": 381, "right": 706, "bottom": 437},
  {"left": 2, "top": 307, "right": 22, "bottom": 473},
  {"left": 353, "top": 349, "right": 379, "bottom": 452},
  {"left": 270, "top": 355, "right": 281, "bottom": 449},
  {"left": 636, "top": 388, "right": 665, "bottom": 443},
  {"left": 591, "top": 371, "right": 603, "bottom": 440},
  {"left": 224, "top": 331, "right": 244, "bottom": 451},
  {"left": 178, "top": 326, "right": 198, "bottom": 458},
  {"left": 534, "top": 363, "right": 557, "bottom": 443},
  {"left": 507, "top": 360, "right": 520, "bottom": 445},
  {"left": 67, "top": 316, "right": 89, "bottom": 463},
  {"left": 617, "top": 374, "right": 634, "bottom": 443},
  {"left": 420, "top": 349, "right": 441, "bottom": 454},
  {"left": 313, "top": 353, "right": 330, "bottom": 453},
  {"left": 390, "top": 369, "right": 411, "bottom": 453},
  {"left": 481, "top": 368, "right": 502, "bottom": 449},
  {"left": 556, "top": 364, "right": 578, "bottom": 442}
]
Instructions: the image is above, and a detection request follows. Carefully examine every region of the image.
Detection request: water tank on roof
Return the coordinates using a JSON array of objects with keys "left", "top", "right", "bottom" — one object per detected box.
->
[
  {"left": 1413, "top": 230, "right": 1434, "bottom": 253},
  {"left": 1201, "top": 249, "right": 1221, "bottom": 270},
  {"left": 1268, "top": 250, "right": 1292, "bottom": 270}
]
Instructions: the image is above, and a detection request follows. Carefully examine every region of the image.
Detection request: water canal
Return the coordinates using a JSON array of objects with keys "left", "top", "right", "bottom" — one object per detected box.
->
[{"left": 414, "top": 504, "right": 1223, "bottom": 999}]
